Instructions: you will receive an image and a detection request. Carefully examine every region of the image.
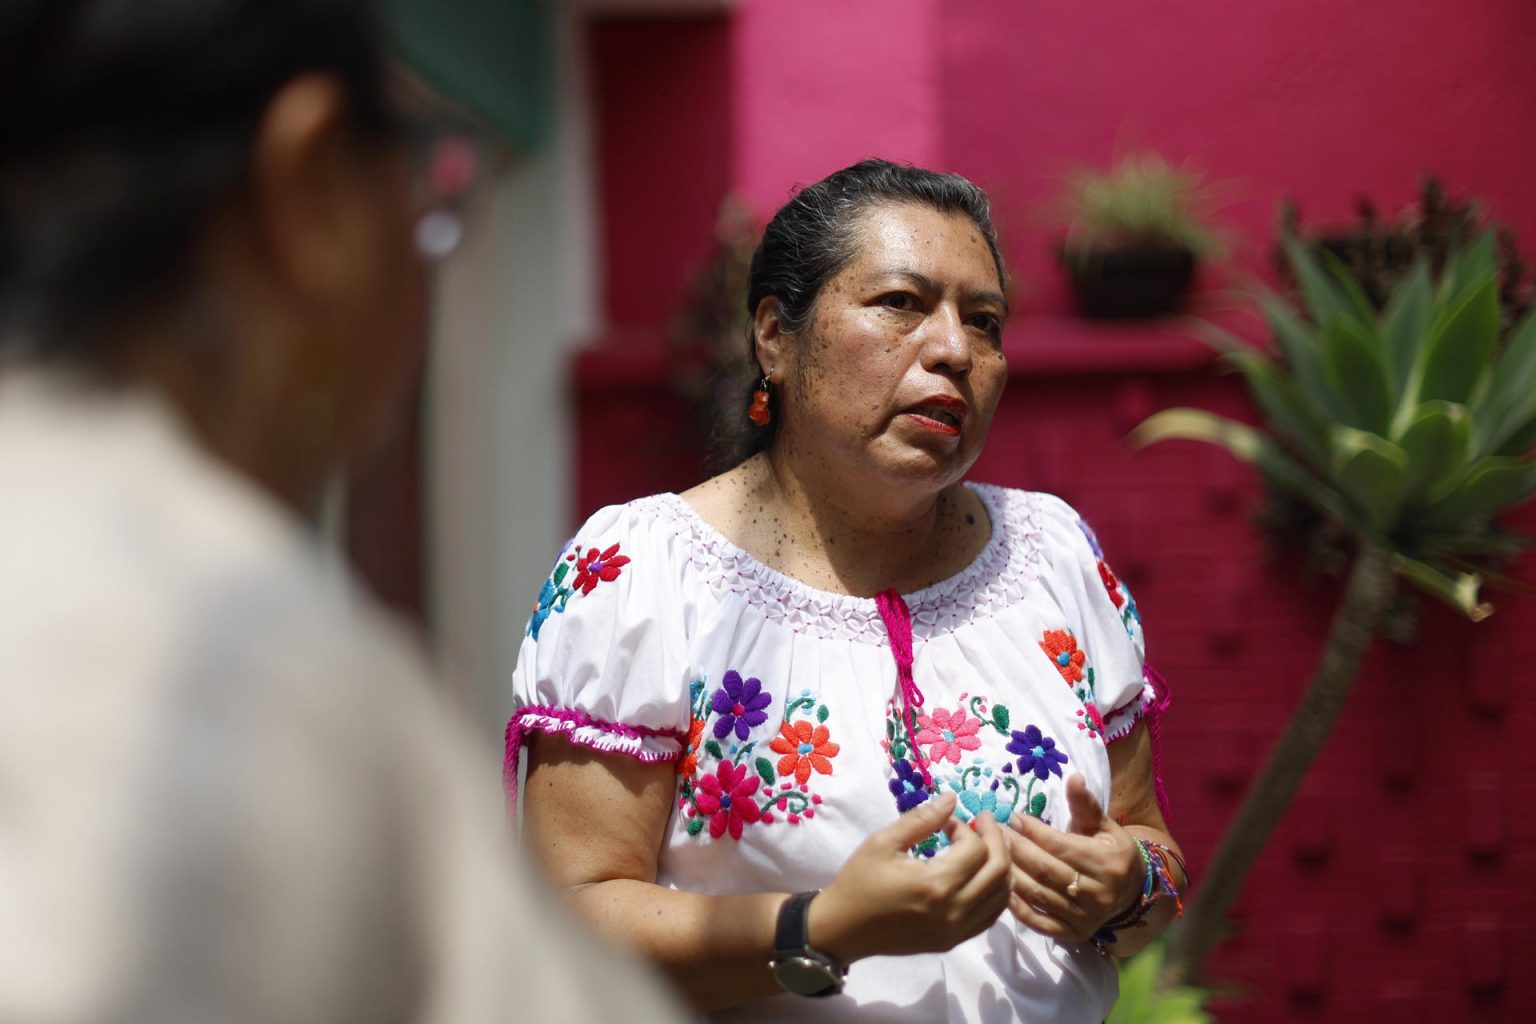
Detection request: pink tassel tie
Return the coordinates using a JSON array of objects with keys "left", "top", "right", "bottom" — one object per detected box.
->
[{"left": 875, "top": 588, "right": 932, "bottom": 788}]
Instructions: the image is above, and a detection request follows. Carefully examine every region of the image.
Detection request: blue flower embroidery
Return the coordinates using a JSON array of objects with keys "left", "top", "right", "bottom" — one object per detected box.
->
[{"left": 888, "top": 759, "right": 930, "bottom": 812}]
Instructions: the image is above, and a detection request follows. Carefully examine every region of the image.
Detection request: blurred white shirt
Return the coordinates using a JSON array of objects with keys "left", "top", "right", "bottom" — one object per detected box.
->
[{"left": 0, "top": 369, "right": 684, "bottom": 1024}]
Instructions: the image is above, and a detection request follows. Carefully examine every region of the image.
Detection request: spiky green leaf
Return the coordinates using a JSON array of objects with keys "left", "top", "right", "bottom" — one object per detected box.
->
[
  {"left": 1443, "top": 229, "right": 1498, "bottom": 301},
  {"left": 1394, "top": 400, "right": 1471, "bottom": 498},
  {"left": 1381, "top": 260, "right": 1433, "bottom": 395},
  {"left": 1226, "top": 352, "right": 1330, "bottom": 468},
  {"left": 1322, "top": 316, "right": 1395, "bottom": 434},
  {"left": 1389, "top": 554, "right": 1492, "bottom": 621},
  {"left": 1329, "top": 426, "right": 1407, "bottom": 532},
  {"left": 1476, "top": 309, "right": 1536, "bottom": 457},
  {"left": 1262, "top": 296, "right": 1346, "bottom": 422},
  {"left": 1284, "top": 239, "right": 1373, "bottom": 329},
  {"left": 1414, "top": 276, "right": 1499, "bottom": 406},
  {"left": 1418, "top": 457, "right": 1536, "bottom": 531}
]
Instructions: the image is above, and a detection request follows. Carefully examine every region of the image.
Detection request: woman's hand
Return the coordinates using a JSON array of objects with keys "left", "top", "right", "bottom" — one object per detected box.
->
[
  {"left": 811, "top": 791, "right": 1012, "bottom": 962},
  {"left": 1005, "top": 774, "right": 1142, "bottom": 943}
]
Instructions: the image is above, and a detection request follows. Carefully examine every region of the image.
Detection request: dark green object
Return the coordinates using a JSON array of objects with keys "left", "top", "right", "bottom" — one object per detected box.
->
[{"left": 382, "top": 0, "right": 554, "bottom": 149}]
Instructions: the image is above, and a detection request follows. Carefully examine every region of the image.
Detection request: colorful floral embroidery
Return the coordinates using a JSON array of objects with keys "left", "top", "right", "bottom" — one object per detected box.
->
[
  {"left": 1005, "top": 724, "right": 1069, "bottom": 819},
  {"left": 677, "top": 678, "right": 833, "bottom": 838},
  {"left": 694, "top": 760, "right": 762, "bottom": 839},
  {"left": 771, "top": 719, "right": 840, "bottom": 784},
  {"left": 526, "top": 538, "right": 631, "bottom": 640},
  {"left": 889, "top": 759, "right": 930, "bottom": 812},
  {"left": 1040, "top": 628, "right": 1106, "bottom": 742},
  {"left": 914, "top": 706, "right": 983, "bottom": 765},
  {"left": 945, "top": 760, "right": 1023, "bottom": 825},
  {"left": 712, "top": 670, "right": 773, "bottom": 740},
  {"left": 1099, "top": 561, "right": 1124, "bottom": 609},
  {"left": 1097, "top": 557, "right": 1144, "bottom": 639},
  {"left": 1040, "top": 629, "right": 1087, "bottom": 685},
  {"left": 572, "top": 542, "right": 630, "bottom": 595}
]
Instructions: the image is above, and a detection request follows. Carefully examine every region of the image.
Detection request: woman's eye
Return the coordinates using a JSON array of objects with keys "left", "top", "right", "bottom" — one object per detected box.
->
[
  {"left": 880, "top": 292, "right": 917, "bottom": 311},
  {"left": 969, "top": 313, "right": 1003, "bottom": 337}
]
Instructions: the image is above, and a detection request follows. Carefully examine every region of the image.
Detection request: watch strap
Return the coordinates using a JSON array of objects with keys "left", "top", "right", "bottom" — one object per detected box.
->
[{"left": 774, "top": 890, "right": 819, "bottom": 956}]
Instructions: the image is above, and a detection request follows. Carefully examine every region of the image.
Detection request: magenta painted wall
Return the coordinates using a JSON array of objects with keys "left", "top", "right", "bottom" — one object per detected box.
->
[{"left": 579, "top": 4, "right": 1536, "bottom": 1019}]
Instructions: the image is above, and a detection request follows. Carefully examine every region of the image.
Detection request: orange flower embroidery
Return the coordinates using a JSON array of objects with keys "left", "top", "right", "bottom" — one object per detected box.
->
[
  {"left": 1040, "top": 629, "right": 1085, "bottom": 684},
  {"left": 677, "top": 717, "right": 706, "bottom": 778},
  {"left": 770, "top": 720, "right": 840, "bottom": 784}
]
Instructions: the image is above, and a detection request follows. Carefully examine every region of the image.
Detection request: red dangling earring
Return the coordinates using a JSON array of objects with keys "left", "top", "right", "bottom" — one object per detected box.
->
[{"left": 748, "top": 376, "right": 772, "bottom": 426}]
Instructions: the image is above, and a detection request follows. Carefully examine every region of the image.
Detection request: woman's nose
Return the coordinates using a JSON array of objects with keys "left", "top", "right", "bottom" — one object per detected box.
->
[{"left": 920, "top": 305, "right": 972, "bottom": 376}]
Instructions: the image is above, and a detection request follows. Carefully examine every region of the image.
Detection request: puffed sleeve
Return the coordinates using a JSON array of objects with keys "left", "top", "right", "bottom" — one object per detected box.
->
[
  {"left": 505, "top": 501, "right": 692, "bottom": 809},
  {"left": 1033, "top": 492, "right": 1156, "bottom": 744}
]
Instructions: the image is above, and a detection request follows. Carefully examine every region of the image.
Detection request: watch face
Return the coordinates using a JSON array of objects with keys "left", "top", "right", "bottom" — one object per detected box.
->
[{"left": 773, "top": 955, "right": 841, "bottom": 996}]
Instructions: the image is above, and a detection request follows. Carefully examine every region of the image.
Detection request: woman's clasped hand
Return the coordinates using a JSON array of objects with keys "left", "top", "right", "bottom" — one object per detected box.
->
[{"left": 813, "top": 775, "right": 1144, "bottom": 962}]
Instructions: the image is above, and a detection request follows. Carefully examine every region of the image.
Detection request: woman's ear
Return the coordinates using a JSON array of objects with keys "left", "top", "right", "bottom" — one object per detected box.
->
[{"left": 752, "top": 295, "right": 791, "bottom": 382}]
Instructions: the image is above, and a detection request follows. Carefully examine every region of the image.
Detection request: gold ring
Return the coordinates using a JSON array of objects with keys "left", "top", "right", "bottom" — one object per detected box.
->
[{"left": 1066, "top": 871, "right": 1081, "bottom": 900}]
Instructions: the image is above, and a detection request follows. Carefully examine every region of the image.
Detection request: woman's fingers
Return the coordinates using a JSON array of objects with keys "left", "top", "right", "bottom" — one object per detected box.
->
[
  {"left": 880, "top": 791, "right": 958, "bottom": 851},
  {"left": 952, "top": 814, "right": 1011, "bottom": 911}
]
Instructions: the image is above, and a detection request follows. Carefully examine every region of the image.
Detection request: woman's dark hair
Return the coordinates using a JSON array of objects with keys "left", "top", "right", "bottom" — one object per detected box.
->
[
  {"left": 0, "top": 0, "right": 398, "bottom": 362},
  {"left": 729, "top": 158, "right": 1006, "bottom": 463}
]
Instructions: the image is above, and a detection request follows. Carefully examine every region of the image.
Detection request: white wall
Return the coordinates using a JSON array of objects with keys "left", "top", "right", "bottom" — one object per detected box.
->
[{"left": 424, "top": 7, "right": 597, "bottom": 736}]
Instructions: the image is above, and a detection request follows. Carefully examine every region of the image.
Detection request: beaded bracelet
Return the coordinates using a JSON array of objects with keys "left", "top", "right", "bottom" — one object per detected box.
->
[{"left": 1091, "top": 839, "right": 1185, "bottom": 950}]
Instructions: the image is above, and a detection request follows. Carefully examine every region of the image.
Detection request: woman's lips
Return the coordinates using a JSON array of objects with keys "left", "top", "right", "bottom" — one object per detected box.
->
[
  {"left": 902, "top": 411, "right": 962, "bottom": 437},
  {"left": 901, "top": 396, "right": 967, "bottom": 437}
]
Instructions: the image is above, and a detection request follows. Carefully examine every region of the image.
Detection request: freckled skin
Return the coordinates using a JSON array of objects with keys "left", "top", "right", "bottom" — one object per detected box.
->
[{"left": 682, "top": 203, "right": 1009, "bottom": 596}]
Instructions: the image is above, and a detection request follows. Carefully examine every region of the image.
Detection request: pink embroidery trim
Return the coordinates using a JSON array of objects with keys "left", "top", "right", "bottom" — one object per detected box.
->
[
  {"left": 503, "top": 705, "right": 684, "bottom": 817},
  {"left": 875, "top": 589, "right": 932, "bottom": 788}
]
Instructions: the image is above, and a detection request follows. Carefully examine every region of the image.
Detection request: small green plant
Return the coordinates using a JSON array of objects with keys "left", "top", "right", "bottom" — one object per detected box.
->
[
  {"left": 1107, "top": 941, "right": 1215, "bottom": 1024},
  {"left": 1059, "top": 152, "right": 1225, "bottom": 260},
  {"left": 1135, "top": 234, "right": 1536, "bottom": 986}
]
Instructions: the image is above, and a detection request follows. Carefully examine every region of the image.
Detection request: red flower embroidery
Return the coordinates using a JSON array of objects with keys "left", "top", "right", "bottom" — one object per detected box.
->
[
  {"left": 677, "top": 717, "right": 706, "bottom": 778},
  {"left": 1098, "top": 560, "right": 1124, "bottom": 609},
  {"left": 1077, "top": 701, "right": 1106, "bottom": 739},
  {"left": 770, "top": 720, "right": 840, "bottom": 785},
  {"left": 1040, "top": 629, "right": 1085, "bottom": 685},
  {"left": 572, "top": 542, "right": 630, "bottom": 595},
  {"left": 693, "top": 761, "right": 761, "bottom": 839},
  {"left": 913, "top": 706, "right": 983, "bottom": 765}
]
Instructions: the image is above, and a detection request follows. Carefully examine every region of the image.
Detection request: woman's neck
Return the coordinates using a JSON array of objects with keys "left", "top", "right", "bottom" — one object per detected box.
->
[{"left": 718, "top": 451, "right": 988, "bottom": 598}]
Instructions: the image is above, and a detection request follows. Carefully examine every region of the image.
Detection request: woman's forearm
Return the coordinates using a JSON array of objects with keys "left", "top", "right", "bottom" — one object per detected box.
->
[{"left": 569, "top": 880, "right": 792, "bottom": 1011}]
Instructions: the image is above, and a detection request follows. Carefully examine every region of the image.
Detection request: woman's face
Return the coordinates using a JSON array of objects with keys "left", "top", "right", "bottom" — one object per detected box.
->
[{"left": 772, "top": 202, "right": 1008, "bottom": 495}]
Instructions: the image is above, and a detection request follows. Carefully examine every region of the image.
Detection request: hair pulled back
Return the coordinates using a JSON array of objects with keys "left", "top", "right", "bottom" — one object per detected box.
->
[
  {"left": 733, "top": 159, "right": 1005, "bottom": 462},
  {"left": 0, "top": 0, "right": 397, "bottom": 363}
]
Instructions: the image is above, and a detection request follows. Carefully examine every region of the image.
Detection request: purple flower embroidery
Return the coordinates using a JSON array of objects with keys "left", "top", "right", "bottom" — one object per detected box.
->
[
  {"left": 711, "top": 670, "right": 772, "bottom": 740},
  {"left": 1007, "top": 724, "right": 1069, "bottom": 781},
  {"left": 888, "top": 759, "right": 930, "bottom": 812}
]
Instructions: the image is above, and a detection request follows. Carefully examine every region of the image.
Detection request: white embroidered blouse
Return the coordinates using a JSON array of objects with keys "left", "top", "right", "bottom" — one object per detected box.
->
[{"left": 509, "top": 484, "right": 1161, "bottom": 1024}]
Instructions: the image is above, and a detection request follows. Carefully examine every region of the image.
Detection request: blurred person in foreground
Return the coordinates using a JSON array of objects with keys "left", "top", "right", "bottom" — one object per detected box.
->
[
  {"left": 0, "top": 2, "right": 683, "bottom": 1022},
  {"left": 510, "top": 160, "right": 1187, "bottom": 1022}
]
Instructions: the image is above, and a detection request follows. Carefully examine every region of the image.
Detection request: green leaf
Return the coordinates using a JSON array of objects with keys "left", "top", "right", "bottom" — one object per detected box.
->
[
  {"left": 1285, "top": 239, "right": 1373, "bottom": 329},
  {"left": 1444, "top": 229, "right": 1498, "bottom": 300},
  {"left": 1413, "top": 276, "right": 1499, "bottom": 406},
  {"left": 816, "top": 704, "right": 830, "bottom": 723},
  {"left": 1329, "top": 426, "right": 1408, "bottom": 532},
  {"left": 1390, "top": 554, "right": 1492, "bottom": 621},
  {"left": 1418, "top": 456, "right": 1536, "bottom": 531},
  {"left": 551, "top": 560, "right": 569, "bottom": 586},
  {"left": 1226, "top": 352, "right": 1330, "bottom": 468},
  {"left": 993, "top": 705, "right": 1011, "bottom": 734},
  {"left": 1028, "top": 792, "right": 1047, "bottom": 818},
  {"left": 755, "top": 756, "right": 775, "bottom": 787},
  {"left": 686, "top": 817, "right": 704, "bottom": 836},
  {"left": 704, "top": 739, "right": 723, "bottom": 760},
  {"left": 1263, "top": 296, "right": 1345, "bottom": 422},
  {"left": 1322, "top": 315, "right": 1395, "bottom": 434},
  {"left": 1475, "top": 309, "right": 1536, "bottom": 456},
  {"left": 1394, "top": 400, "right": 1471, "bottom": 499},
  {"left": 1381, "top": 260, "right": 1433, "bottom": 396}
]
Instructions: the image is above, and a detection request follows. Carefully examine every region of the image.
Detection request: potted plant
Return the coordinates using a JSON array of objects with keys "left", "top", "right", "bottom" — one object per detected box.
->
[
  {"left": 1133, "top": 234, "right": 1536, "bottom": 988},
  {"left": 1055, "top": 152, "right": 1225, "bottom": 319}
]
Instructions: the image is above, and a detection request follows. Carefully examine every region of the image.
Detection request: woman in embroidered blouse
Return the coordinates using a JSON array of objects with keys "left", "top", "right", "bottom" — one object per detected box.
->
[{"left": 511, "top": 159, "right": 1185, "bottom": 1022}]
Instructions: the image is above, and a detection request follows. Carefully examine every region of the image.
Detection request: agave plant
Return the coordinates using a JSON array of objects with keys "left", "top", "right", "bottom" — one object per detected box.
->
[{"left": 1135, "top": 232, "right": 1536, "bottom": 986}]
